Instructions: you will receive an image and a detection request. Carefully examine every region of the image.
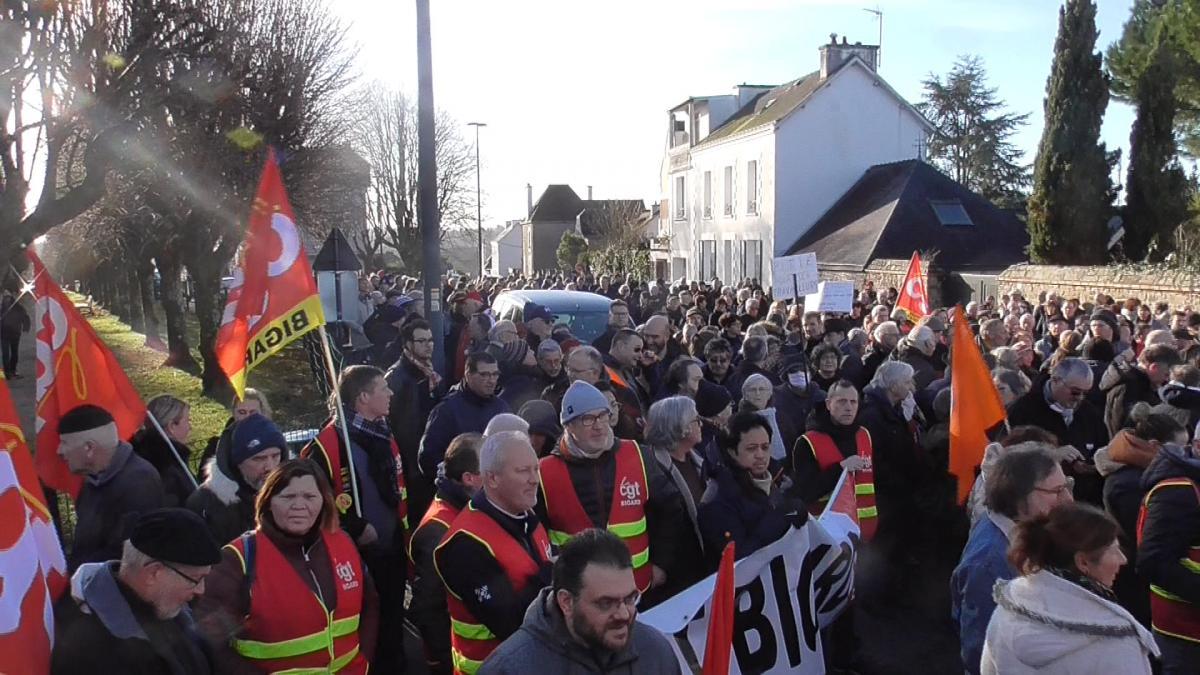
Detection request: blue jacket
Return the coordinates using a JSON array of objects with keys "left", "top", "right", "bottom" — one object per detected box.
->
[
  {"left": 418, "top": 384, "right": 509, "bottom": 478},
  {"left": 950, "top": 513, "right": 1018, "bottom": 675},
  {"left": 696, "top": 457, "right": 805, "bottom": 564}
]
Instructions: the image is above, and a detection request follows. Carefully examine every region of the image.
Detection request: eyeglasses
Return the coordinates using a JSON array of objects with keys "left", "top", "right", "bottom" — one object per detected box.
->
[
  {"left": 589, "top": 590, "right": 642, "bottom": 613},
  {"left": 153, "top": 560, "right": 203, "bottom": 587},
  {"left": 685, "top": 417, "right": 702, "bottom": 428},
  {"left": 574, "top": 411, "right": 612, "bottom": 428},
  {"left": 1033, "top": 476, "right": 1075, "bottom": 498}
]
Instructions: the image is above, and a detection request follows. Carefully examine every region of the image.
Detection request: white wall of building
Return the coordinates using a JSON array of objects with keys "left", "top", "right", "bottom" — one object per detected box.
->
[
  {"left": 490, "top": 224, "right": 524, "bottom": 276},
  {"left": 773, "top": 64, "right": 929, "bottom": 257}
]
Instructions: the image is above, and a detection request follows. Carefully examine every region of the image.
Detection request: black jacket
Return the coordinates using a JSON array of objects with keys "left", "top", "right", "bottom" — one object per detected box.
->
[
  {"left": 70, "top": 444, "right": 164, "bottom": 571},
  {"left": 1137, "top": 445, "right": 1200, "bottom": 606},
  {"left": 1103, "top": 366, "right": 1162, "bottom": 438},
  {"left": 409, "top": 475, "right": 473, "bottom": 672},
  {"left": 387, "top": 355, "right": 445, "bottom": 520},
  {"left": 860, "top": 345, "right": 893, "bottom": 389},
  {"left": 792, "top": 405, "right": 861, "bottom": 505},
  {"left": 418, "top": 384, "right": 509, "bottom": 479},
  {"left": 696, "top": 457, "right": 805, "bottom": 563},
  {"left": 129, "top": 428, "right": 197, "bottom": 508},
  {"left": 857, "top": 386, "right": 926, "bottom": 504},
  {"left": 1007, "top": 377, "right": 1110, "bottom": 504},
  {"left": 772, "top": 381, "right": 827, "bottom": 464},
  {"left": 184, "top": 445, "right": 258, "bottom": 547},
  {"left": 641, "top": 445, "right": 710, "bottom": 607},
  {"left": 891, "top": 343, "right": 939, "bottom": 391}
]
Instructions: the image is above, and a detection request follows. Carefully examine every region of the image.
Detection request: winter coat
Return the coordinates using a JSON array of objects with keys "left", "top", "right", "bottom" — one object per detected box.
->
[
  {"left": 857, "top": 386, "right": 927, "bottom": 511},
  {"left": 418, "top": 384, "right": 510, "bottom": 479},
  {"left": 642, "top": 445, "right": 710, "bottom": 606},
  {"left": 0, "top": 295, "right": 30, "bottom": 335},
  {"left": 892, "top": 343, "right": 938, "bottom": 391},
  {"left": 772, "top": 382, "right": 826, "bottom": 464},
  {"left": 1103, "top": 366, "right": 1162, "bottom": 438},
  {"left": 951, "top": 512, "right": 1019, "bottom": 675},
  {"left": 478, "top": 587, "right": 682, "bottom": 675},
  {"left": 1007, "top": 377, "right": 1110, "bottom": 505},
  {"left": 70, "top": 443, "right": 164, "bottom": 571},
  {"left": 129, "top": 428, "right": 197, "bottom": 508},
  {"left": 184, "top": 448, "right": 258, "bottom": 548},
  {"left": 386, "top": 354, "right": 445, "bottom": 525},
  {"left": 696, "top": 456, "right": 805, "bottom": 563},
  {"left": 53, "top": 562, "right": 212, "bottom": 675},
  {"left": 1136, "top": 444, "right": 1200, "bottom": 607},
  {"left": 408, "top": 474, "right": 472, "bottom": 672},
  {"left": 981, "top": 571, "right": 1158, "bottom": 675},
  {"left": 1152, "top": 383, "right": 1200, "bottom": 439}
]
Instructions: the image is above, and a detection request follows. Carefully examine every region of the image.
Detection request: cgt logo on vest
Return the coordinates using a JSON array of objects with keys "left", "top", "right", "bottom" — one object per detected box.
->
[
  {"left": 335, "top": 561, "right": 359, "bottom": 591},
  {"left": 619, "top": 477, "right": 642, "bottom": 508}
]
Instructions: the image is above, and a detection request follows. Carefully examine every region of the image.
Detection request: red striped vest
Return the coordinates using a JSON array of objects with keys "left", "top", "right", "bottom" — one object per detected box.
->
[
  {"left": 303, "top": 422, "right": 409, "bottom": 532},
  {"left": 799, "top": 428, "right": 878, "bottom": 541},
  {"left": 1138, "top": 476, "right": 1200, "bottom": 643}
]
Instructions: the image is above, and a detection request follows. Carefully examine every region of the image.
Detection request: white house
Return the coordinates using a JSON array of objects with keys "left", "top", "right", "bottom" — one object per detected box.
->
[
  {"left": 489, "top": 219, "right": 524, "bottom": 276},
  {"left": 661, "top": 34, "right": 933, "bottom": 286}
]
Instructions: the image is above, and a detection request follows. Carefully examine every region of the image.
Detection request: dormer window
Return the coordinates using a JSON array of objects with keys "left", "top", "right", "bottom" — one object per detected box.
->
[{"left": 930, "top": 199, "right": 972, "bottom": 226}]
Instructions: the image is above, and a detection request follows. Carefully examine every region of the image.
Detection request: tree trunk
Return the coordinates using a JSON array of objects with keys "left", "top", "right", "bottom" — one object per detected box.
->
[
  {"left": 188, "top": 261, "right": 232, "bottom": 400},
  {"left": 157, "top": 255, "right": 199, "bottom": 373},
  {"left": 124, "top": 264, "right": 144, "bottom": 332},
  {"left": 138, "top": 261, "right": 161, "bottom": 341}
]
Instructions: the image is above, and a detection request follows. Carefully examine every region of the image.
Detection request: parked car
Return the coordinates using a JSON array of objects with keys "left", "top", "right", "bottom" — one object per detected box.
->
[{"left": 491, "top": 289, "right": 611, "bottom": 344}]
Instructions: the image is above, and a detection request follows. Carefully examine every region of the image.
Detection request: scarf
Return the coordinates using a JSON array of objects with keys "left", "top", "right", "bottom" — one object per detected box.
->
[
  {"left": 345, "top": 408, "right": 393, "bottom": 441},
  {"left": 1046, "top": 565, "right": 1118, "bottom": 603},
  {"left": 344, "top": 409, "right": 399, "bottom": 509},
  {"left": 1043, "top": 381, "right": 1075, "bottom": 427},
  {"left": 559, "top": 431, "right": 610, "bottom": 461},
  {"left": 750, "top": 474, "right": 774, "bottom": 496}
]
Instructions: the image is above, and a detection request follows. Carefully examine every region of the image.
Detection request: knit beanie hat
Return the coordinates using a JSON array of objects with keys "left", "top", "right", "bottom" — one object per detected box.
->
[
  {"left": 519, "top": 400, "right": 563, "bottom": 438},
  {"left": 231, "top": 414, "right": 287, "bottom": 466},
  {"left": 560, "top": 381, "right": 609, "bottom": 425},
  {"left": 483, "top": 413, "right": 530, "bottom": 437},
  {"left": 695, "top": 379, "right": 733, "bottom": 418}
]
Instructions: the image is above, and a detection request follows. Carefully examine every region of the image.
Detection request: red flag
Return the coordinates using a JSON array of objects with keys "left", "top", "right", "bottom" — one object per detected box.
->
[
  {"left": 895, "top": 252, "right": 930, "bottom": 320},
  {"left": 701, "top": 541, "right": 735, "bottom": 675},
  {"left": 0, "top": 376, "right": 68, "bottom": 674},
  {"left": 216, "top": 151, "right": 325, "bottom": 398},
  {"left": 822, "top": 469, "right": 861, "bottom": 530},
  {"left": 29, "top": 251, "right": 146, "bottom": 497},
  {"left": 950, "top": 305, "right": 1007, "bottom": 503}
]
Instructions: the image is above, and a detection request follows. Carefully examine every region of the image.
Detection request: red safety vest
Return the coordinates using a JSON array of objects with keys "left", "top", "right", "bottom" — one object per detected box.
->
[
  {"left": 798, "top": 428, "right": 878, "bottom": 541},
  {"left": 434, "top": 503, "right": 552, "bottom": 675},
  {"left": 1137, "top": 476, "right": 1200, "bottom": 643},
  {"left": 408, "top": 496, "right": 461, "bottom": 565},
  {"left": 303, "top": 422, "right": 409, "bottom": 532},
  {"left": 539, "top": 439, "right": 652, "bottom": 591},
  {"left": 227, "top": 529, "right": 367, "bottom": 673}
]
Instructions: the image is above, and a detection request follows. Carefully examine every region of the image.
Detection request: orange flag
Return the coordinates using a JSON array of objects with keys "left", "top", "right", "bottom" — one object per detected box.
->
[
  {"left": 701, "top": 541, "right": 736, "bottom": 675},
  {"left": 216, "top": 151, "right": 325, "bottom": 398},
  {"left": 30, "top": 251, "right": 145, "bottom": 497},
  {"left": 895, "top": 252, "right": 930, "bottom": 320},
  {"left": 949, "top": 305, "right": 1007, "bottom": 503},
  {"left": 0, "top": 374, "right": 68, "bottom": 674}
]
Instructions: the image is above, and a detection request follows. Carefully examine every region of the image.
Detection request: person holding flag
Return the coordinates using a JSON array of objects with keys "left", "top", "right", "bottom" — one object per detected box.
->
[{"left": 894, "top": 252, "right": 931, "bottom": 322}]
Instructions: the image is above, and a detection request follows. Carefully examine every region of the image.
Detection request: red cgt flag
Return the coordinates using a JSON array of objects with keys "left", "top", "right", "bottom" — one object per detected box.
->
[
  {"left": 0, "top": 376, "right": 68, "bottom": 675},
  {"left": 29, "top": 251, "right": 145, "bottom": 497},
  {"left": 701, "top": 541, "right": 736, "bottom": 675},
  {"left": 895, "top": 252, "right": 931, "bottom": 320},
  {"left": 950, "top": 305, "right": 1007, "bottom": 503},
  {"left": 216, "top": 151, "right": 325, "bottom": 399}
]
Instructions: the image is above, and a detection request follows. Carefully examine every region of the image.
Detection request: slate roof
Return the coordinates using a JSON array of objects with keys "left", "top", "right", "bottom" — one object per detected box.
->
[
  {"left": 312, "top": 226, "right": 362, "bottom": 271},
  {"left": 529, "top": 185, "right": 584, "bottom": 222},
  {"left": 783, "top": 160, "right": 1029, "bottom": 272},
  {"left": 695, "top": 71, "right": 822, "bottom": 148}
]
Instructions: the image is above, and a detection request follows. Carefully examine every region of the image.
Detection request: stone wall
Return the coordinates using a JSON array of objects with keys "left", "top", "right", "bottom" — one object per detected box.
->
[
  {"left": 819, "top": 258, "right": 947, "bottom": 305},
  {"left": 998, "top": 264, "right": 1200, "bottom": 308}
]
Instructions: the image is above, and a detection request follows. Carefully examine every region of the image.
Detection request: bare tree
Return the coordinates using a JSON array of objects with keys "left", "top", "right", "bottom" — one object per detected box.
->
[
  {"left": 349, "top": 85, "right": 474, "bottom": 270},
  {"left": 579, "top": 199, "right": 650, "bottom": 248}
]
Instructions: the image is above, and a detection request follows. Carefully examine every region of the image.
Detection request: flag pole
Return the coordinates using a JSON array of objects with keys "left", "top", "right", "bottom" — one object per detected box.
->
[
  {"left": 145, "top": 411, "right": 199, "bottom": 490},
  {"left": 317, "top": 323, "right": 362, "bottom": 518}
]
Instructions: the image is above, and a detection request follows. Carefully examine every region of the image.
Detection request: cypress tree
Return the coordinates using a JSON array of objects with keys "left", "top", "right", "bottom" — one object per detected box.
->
[
  {"left": 1124, "top": 33, "right": 1190, "bottom": 261},
  {"left": 1026, "top": 0, "right": 1112, "bottom": 264}
]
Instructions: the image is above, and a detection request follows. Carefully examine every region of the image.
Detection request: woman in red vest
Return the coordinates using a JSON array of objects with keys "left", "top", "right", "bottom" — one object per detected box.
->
[{"left": 194, "top": 459, "right": 379, "bottom": 674}]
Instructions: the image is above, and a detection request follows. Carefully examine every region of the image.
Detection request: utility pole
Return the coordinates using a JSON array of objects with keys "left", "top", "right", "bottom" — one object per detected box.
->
[
  {"left": 468, "top": 121, "right": 486, "bottom": 279},
  {"left": 864, "top": 6, "right": 883, "bottom": 68},
  {"left": 416, "top": 0, "right": 444, "bottom": 374}
]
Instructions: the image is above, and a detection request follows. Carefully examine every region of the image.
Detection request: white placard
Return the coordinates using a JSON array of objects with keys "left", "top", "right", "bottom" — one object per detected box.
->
[
  {"left": 771, "top": 253, "right": 819, "bottom": 300},
  {"left": 803, "top": 281, "right": 855, "bottom": 313}
]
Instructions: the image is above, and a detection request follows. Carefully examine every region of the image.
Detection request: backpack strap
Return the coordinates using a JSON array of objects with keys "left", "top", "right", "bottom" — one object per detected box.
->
[{"left": 240, "top": 531, "right": 257, "bottom": 594}]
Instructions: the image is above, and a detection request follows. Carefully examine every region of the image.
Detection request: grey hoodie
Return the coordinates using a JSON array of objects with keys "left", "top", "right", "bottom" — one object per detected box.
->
[{"left": 479, "top": 587, "right": 682, "bottom": 675}]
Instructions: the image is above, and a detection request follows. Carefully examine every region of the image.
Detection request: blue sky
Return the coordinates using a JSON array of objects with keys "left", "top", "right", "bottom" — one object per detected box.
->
[{"left": 334, "top": 0, "right": 1140, "bottom": 227}]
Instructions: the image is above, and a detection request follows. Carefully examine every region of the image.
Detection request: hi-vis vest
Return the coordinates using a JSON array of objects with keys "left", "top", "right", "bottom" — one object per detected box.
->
[
  {"left": 1137, "top": 476, "right": 1200, "bottom": 643},
  {"left": 434, "top": 503, "right": 552, "bottom": 675},
  {"left": 304, "top": 422, "right": 409, "bottom": 531},
  {"left": 799, "top": 428, "right": 878, "bottom": 541},
  {"left": 408, "top": 496, "right": 461, "bottom": 565},
  {"left": 539, "top": 439, "right": 652, "bottom": 592},
  {"left": 227, "top": 529, "right": 367, "bottom": 674}
]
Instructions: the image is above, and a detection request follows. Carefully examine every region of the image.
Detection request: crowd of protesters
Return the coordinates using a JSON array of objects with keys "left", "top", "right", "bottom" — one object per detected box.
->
[{"left": 44, "top": 267, "right": 1200, "bottom": 674}]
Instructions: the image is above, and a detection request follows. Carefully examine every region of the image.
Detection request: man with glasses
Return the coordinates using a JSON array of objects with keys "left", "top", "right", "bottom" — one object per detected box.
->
[
  {"left": 386, "top": 318, "right": 446, "bottom": 523},
  {"left": 537, "top": 381, "right": 681, "bottom": 596},
  {"left": 1008, "top": 357, "right": 1110, "bottom": 504},
  {"left": 53, "top": 508, "right": 221, "bottom": 674},
  {"left": 420, "top": 352, "right": 511, "bottom": 481},
  {"left": 480, "top": 529, "right": 681, "bottom": 674},
  {"left": 542, "top": 345, "right": 604, "bottom": 413}
]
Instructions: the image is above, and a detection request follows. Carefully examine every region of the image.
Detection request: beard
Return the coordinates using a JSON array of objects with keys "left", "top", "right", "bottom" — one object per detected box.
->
[{"left": 571, "top": 608, "right": 633, "bottom": 653}]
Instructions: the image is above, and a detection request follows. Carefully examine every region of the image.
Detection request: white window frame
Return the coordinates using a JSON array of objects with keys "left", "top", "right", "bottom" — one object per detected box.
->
[
  {"left": 723, "top": 166, "right": 734, "bottom": 217},
  {"left": 746, "top": 160, "right": 759, "bottom": 215},
  {"left": 674, "top": 176, "right": 686, "bottom": 221},
  {"left": 703, "top": 171, "right": 713, "bottom": 220}
]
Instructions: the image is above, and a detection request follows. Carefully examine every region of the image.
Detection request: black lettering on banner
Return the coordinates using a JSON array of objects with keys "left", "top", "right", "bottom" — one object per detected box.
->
[
  {"left": 769, "top": 555, "right": 803, "bottom": 667},
  {"left": 732, "top": 576, "right": 776, "bottom": 674},
  {"left": 814, "top": 540, "right": 855, "bottom": 618},
  {"left": 251, "top": 339, "right": 268, "bottom": 361},
  {"left": 291, "top": 309, "right": 310, "bottom": 331},
  {"left": 264, "top": 326, "right": 284, "bottom": 349},
  {"left": 794, "top": 543, "right": 829, "bottom": 652}
]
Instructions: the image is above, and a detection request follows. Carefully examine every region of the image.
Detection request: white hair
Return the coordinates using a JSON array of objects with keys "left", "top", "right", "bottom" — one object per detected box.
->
[
  {"left": 872, "top": 321, "right": 899, "bottom": 342},
  {"left": 870, "top": 361, "right": 914, "bottom": 391},
  {"left": 908, "top": 325, "right": 936, "bottom": 352},
  {"left": 479, "top": 430, "right": 533, "bottom": 474},
  {"left": 120, "top": 539, "right": 153, "bottom": 571},
  {"left": 59, "top": 422, "right": 119, "bottom": 453},
  {"left": 484, "top": 413, "right": 530, "bottom": 437}
]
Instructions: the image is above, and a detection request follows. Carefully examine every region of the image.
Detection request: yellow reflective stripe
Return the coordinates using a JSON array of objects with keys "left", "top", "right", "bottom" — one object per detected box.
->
[
  {"left": 630, "top": 546, "right": 650, "bottom": 569},
  {"left": 548, "top": 529, "right": 573, "bottom": 546},
  {"left": 451, "top": 618, "right": 497, "bottom": 641},
  {"left": 607, "top": 517, "right": 647, "bottom": 539},
  {"left": 225, "top": 543, "right": 247, "bottom": 575},
  {"left": 269, "top": 645, "right": 361, "bottom": 674},
  {"left": 452, "top": 648, "right": 484, "bottom": 675},
  {"left": 233, "top": 615, "right": 359, "bottom": 660},
  {"left": 855, "top": 483, "right": 875, "bottom": 496},
  {"left": 1183, "top": 558, "right": 1200, "bottom": 574},
  {"left": 857, "top": 506, "right": 878, "bottom": 519},
  {"left": 1151, "top": 584, "right": 1191, "bottom": 603}
]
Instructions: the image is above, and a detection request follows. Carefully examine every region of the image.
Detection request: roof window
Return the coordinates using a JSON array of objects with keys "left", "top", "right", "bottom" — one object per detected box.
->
[{"left": 930, "top": 199, "right": 972, "bottom": 226}]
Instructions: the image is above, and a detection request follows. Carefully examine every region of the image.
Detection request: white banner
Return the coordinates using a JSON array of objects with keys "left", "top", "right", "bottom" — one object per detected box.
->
[
  {"left": 641, "top": 483, "right": 859, "bottom": 674},
  {"left": 770, "top": 253, "right": 819, "bottom": 301},
  {"left": 804, "top": 281, "right": 855, "bottom": 313}
]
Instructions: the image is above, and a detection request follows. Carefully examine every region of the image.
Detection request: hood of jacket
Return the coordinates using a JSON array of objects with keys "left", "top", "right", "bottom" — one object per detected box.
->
[
  {"left": 1142, "top": 443, "right": 1200, "bottom": 490},
  {"left": 70, "top": 562, "right": 196, "bottom": 641},
  {"left": 515, "top": 587, "right": 641, "bottom": 671},
  {"left": 1161, "top": 382, "right": 1200, "bottom": 412},
  {"left": 1105, "top": 429, "right": 1159, "bottom": 471},
  {"left": 991, "top": 571, "right": 1158, "bottom": 667}
]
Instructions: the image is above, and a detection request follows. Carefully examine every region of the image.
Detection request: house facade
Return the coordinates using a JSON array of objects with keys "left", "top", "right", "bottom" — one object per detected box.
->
[
  {"left": 661, "top": 35, "right": 933, "bottom": 287},
  {"left": 517, "top": 184, "right": 648, "bottom": 274}
]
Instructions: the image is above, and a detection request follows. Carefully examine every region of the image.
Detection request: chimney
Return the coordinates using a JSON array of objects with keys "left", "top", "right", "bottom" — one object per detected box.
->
[
  {"left": 587, "top": 185, "right": 593, "bottom": 200},
  {"left": 526, "top": 183, "right": 533, "bottom": 219},
  {"left": 819, "top": 33, "right": 879, "bottom": 79}
]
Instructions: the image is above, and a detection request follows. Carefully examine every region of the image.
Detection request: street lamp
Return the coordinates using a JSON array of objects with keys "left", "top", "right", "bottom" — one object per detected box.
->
[{"left": 468, "top": 121, "right": 486, "bottom": 278}]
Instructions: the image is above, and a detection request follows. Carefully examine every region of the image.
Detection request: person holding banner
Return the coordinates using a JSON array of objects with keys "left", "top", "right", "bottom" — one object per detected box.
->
[{"left": 130, "top": 395, "right": 198, "bottom": 508}]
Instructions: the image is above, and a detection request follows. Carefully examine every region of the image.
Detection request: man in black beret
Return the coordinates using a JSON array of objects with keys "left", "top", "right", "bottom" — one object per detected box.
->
[
  {"left": 52, "top": 508, "right": 221, "bottom": 675},
  {"left": 58, "top": 404, "right": 164, "bottom": 570}
]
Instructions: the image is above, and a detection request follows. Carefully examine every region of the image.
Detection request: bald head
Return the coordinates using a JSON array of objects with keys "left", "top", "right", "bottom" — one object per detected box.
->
[{"left": 642, "top": 316, "right": 671, "bottom": 355}]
